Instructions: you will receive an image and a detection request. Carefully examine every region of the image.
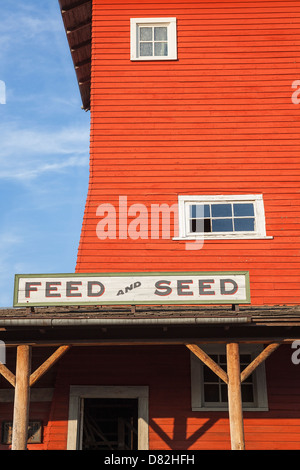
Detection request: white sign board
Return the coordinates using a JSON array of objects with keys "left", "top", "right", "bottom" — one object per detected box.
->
[{"left": 14, "top": 272, "right": 250, "bottom": 307}]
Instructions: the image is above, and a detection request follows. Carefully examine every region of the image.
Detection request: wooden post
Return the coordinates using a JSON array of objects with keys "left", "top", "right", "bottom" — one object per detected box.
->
[
  {"left": 186, "top": 344, "right": 228, "bottom": 383},
  {"left": 241, "top": 343, "right": 280, "bottom": 383},
  {"left": 226, "top": 342, "right": 245, "bottom": 450},
  {"left": 12, "top": 345, "right": 32, "bottom": 450},
  {"left": 0, "top": 363, "right": 16, "bottom": 387}
]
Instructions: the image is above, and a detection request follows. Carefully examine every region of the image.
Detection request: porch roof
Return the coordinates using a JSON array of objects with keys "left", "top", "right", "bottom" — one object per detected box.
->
[{"left": 0, "top": 305, "right": 300, "bottom": 346}]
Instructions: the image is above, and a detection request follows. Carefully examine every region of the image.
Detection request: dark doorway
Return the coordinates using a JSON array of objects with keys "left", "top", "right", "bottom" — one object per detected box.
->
[{"left": 82, "top": 398, "right": 138, "bottom": 450}]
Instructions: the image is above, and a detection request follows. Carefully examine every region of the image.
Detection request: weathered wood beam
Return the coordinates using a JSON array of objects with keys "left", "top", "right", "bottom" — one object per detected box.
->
[
  {"left": 11, "top": 345, "right": 32, "bottom": 450},
  {"left": 226, "top": 343, "right": 245, "bottom": 450},
  {"left": 71, "top": 39, "right": 91, "bottom": 52},
  {"left": 30, "top": 345, "right": 70, "bottom": 387},
  {"left": 186, "top": 344, "right": 228, "bottom": 384},
  {"left": 2, "top": 337, "right": 299, "bottom": 347},
  {"left": 75, "top": 57, "right": 91, "bottom": 69},
  {"left": 241, "top": 343, "right": 280, "bottom": 383},
  {"left": 0, "top": 363, "right": 16, "bottom": 387},
  {"left": 67, "top": 19, "right": 91, "bottom": 34},
  {"left": 79, "top": 76, "right": 91, "bottom": 86},
  {"left": 61, "top": 0, "right": 91, "bottom": 13}
]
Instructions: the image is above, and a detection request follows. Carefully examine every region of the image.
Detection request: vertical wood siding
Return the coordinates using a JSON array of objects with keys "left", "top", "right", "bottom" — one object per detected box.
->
[{"left": 76, "top": 0, "right": 300, "bottom": 305}]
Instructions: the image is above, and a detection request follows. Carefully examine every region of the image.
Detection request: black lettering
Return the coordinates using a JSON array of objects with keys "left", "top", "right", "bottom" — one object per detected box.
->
[
  {"left": 87, "top": 281, "right": 105, "bottom": 297},
  {"left": 154, "top": 280, "right": 172, "bottom": 296},
  {"left": 199, "top": 279, "right": 215, "bottom": 295},
  {"left": 220, "top": 279, "right": 238, "bottom": 295},
  {"left": 134, "top": 282, "right": 141, "bottom": 288},
  {"left": 25, "top": 282, "right": 41, "bottom": 298},
  {"left": 125, "top": 284, "right": 133, "bottom": 293},
  {"left": 45, "top": 282, "right": 61, "bottom": 298},
  {"left": 117, "top": 290, "right": 124, "bottom": 296},
  {"left": 66, "top": 281, "right": 82, "bottom": 297},
  {"left": 177, "top": 280, "right": 193, "bottom": 296}
]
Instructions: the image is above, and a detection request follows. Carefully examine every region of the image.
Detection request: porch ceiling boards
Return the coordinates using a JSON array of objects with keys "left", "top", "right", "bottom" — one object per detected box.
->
[{"left": 58, "top": 0, "right": 92, "bottom": 110}]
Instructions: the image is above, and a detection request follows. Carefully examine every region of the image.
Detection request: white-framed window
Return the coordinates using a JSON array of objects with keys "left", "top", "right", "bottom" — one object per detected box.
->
[
  {"left": 190, "top": 344, "right": 269, "bottom": 411},
  {"left": 130, "top": 18, "right": 177, "bottom": 61},
  {"left": 175, "top": 194, "right": 272, "bottom": 240}
]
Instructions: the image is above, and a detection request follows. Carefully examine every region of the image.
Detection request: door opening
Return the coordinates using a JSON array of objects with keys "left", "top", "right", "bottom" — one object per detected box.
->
[{"left": 82, "top": 398, "right": 138, "bottom": 450}]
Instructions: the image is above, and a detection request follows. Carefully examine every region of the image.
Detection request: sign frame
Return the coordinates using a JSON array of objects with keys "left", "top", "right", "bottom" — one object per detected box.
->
[{"left": 13, "top": 271, "right": 250, "bottom": 307}]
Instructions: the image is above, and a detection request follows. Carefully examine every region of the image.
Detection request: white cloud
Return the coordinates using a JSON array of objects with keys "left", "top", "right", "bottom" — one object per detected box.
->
[
  {"left": 0, "top": 2, "right": 62, "bottom": 45},
  {"left": 0, "top": 123, "right": 90, "bottom": 181}
]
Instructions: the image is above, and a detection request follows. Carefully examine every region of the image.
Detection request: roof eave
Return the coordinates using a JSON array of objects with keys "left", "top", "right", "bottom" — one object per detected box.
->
[{"left": 58, "top": 0, "right": 92, "bottom": 111}]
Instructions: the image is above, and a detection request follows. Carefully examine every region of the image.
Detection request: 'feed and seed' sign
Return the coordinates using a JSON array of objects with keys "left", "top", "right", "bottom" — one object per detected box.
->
[{"left": 14, "top": 272, "right": 250, "bottom": 307}]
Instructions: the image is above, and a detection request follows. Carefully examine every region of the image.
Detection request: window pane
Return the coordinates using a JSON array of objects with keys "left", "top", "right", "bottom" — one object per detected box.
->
[
  {"left": 240, "top": 354, "right": 251, "bottom": 364},
  {"left": 190, "top": 219, "right": 203, "bottom": 233},
  {"left": 211, "top": 204, "right": 232, "bottom": 218},
  {"left": 154, "top": 42, "right": 168, "bottom": 56},
  {"left": 140, "top": 42, "right": 153, "bottom": 56},
  {"left": 219, "top": 355, "right": 226, "bottom": 364},
  {"left": 203, "top": 219, "right": 211, "bottom": 232},
  {"left": 154, "top": 26, "right": 167, "bottom": 41},
  {"left": 233, "top": 203, "right": 254, "bottom": 217},
  {"left": 190, "top": 219, "right": 198, "bottom": 233},
  {"left": 190, "top": 205, "right": 209, "bottom": 218},
  {"left": 212, "top": 218, "right": 233, "bottom": 232},
  {"left": 190, "top": 219, "right": 211, "bottom": 233},
  {"left": 140, "top": 27, "right": 152, "bottom": 41},
  {"left": 221, "top": 385, "right": 228, "bottom": 403},
  {"left": 234, "top": 218, "right": 255, "bottom": 232},
  {"left": 190, "top": 205, "right": 196, "bottom": 218},
  {"left": 203, "top": 367, "right": 219, "bottom": 382},
  {"left": 204, "top": 384, "right": 220, "bottom": 402}
]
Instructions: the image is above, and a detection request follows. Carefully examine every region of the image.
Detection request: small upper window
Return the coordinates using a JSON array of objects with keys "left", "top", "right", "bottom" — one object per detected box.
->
[
  {"left": 176, "top": 195, "right": 272, "bottom": 240},
  {"left": 130, "top": 18, "right": 177, "bottom": 61}
]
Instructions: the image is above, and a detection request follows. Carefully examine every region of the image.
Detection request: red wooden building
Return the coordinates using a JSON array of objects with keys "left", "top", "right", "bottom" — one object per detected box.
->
[{"left": 1, "top": 0, "right": 300, "bottom": 451}]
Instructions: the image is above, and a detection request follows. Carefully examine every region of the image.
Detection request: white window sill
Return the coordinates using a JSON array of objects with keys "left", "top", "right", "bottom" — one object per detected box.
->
[
  {"left": 173, "top": 235, "right": 274, "bottom": 241},
  {"left": 192, "top": 407, "right": 269, "bottom": 412},
  {"left": 130, "top": 57, "right": 178, "bottom": 61}
]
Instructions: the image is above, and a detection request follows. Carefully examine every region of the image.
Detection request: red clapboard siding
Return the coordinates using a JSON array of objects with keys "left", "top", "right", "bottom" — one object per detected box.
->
[
  {"left": 75, "top": 0, "right": 300, "bottom": 306},
  {"left": 36, "top": 346, "right": 300, "bottom": 450}
]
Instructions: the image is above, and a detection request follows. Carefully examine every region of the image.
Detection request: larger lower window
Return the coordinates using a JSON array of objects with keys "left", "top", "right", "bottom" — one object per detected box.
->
[
  {"left": 176, "top": 195, "right": 272, "bottom": 240},
  {"left": 130, "top": 18, "right": 177, "bottom": 61},
  {"left": 190, "top": 345, "right": 268, "bottom": 411}
]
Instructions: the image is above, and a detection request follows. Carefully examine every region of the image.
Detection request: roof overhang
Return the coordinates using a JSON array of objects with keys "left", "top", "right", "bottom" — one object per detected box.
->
[
  {"left": 58, "top": 0, "right": 92, "bottom": 111},
  {"left": 1, "top": 305, "right": 300, "bottom": 346}
]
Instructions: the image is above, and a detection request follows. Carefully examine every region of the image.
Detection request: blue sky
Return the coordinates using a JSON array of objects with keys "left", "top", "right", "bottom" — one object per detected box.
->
[{"left": 0, "top": 1, "right": 90, "bottom": 307}]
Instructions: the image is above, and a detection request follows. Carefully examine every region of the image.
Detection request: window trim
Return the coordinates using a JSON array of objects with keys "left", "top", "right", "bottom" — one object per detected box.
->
[
  {"left": 175, "top": 194, "right": 273, "bottom": 240},
  {"left": 190, "top": 344, "right": 269, "bottom": 412},
  {"left": 130, "top": 17, "right": 177, "bottom": 61}
]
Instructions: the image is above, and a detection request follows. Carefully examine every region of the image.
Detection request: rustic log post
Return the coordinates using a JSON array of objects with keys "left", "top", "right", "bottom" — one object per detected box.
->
[
  {"left": 226, "top": 342, "right": 245, "bottom": 450},
  {"left": 12, "top": 345, "right": 32, "bottom": 450},
  {"left": 186, "top": 344, "right": 228, "bottom": 383}
]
